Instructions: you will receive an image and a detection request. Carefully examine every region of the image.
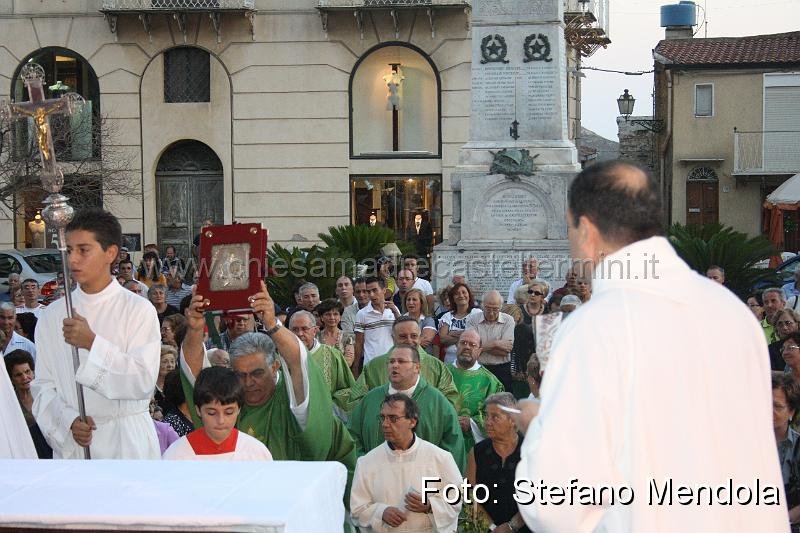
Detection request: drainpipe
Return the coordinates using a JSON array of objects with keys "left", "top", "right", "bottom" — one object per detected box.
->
[{"left": 658, "top": 69, "right": 673, "bottom": 225}]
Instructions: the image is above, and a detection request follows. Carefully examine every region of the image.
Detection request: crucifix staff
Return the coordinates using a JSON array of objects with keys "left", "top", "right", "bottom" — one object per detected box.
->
[{"left": 2, "top": 63, "right": 90, "bottom": 459}]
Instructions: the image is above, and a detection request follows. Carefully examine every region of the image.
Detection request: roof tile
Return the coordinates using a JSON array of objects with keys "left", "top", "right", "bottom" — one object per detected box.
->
[{"left": 655, "top": 31, "right": 800, "bottom": 66}]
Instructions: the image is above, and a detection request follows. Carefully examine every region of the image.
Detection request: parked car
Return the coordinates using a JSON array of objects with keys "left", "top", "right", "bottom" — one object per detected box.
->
[
  {"left": 754, "top": 254, "right": 800, "bottom": 291},
  {"left": 0, "top": 249, "right": 62, "bottom": 299}
]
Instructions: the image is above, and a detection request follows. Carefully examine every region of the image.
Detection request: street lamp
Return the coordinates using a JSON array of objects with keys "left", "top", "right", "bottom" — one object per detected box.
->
[
  {"left": 617, "top": 89, "right": 635, "bottom": 121},
  {"left": 616, "top": 88, "right": 664, "bottom": 133}
]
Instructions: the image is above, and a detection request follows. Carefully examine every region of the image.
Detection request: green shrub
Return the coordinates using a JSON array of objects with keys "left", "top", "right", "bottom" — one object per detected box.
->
[{"left": 667, "top": 222, "right": 778, "bottom": 299}]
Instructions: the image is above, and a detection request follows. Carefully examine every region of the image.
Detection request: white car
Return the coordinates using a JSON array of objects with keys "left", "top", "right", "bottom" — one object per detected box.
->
[{"left": 0, "top": 248, "right": 62, "bottom": 299}]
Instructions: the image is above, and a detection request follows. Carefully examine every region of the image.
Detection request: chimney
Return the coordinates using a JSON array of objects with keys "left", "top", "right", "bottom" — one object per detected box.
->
[{"left": 661, "top": 1, "right": 697, "bottom": 40}]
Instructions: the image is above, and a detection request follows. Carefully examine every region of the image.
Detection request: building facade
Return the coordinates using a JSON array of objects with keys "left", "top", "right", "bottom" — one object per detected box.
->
[
  {"left": 0, "top": 0, "right": 608, "bottom": 261},
  {"left": 653, "top": 31, "right": 800, "bottom": 243}
]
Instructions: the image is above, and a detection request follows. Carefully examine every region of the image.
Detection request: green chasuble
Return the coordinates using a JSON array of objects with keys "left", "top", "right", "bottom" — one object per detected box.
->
[
  {"left": 346, "top": 346, "right": 462, "bottom": 412},
  {"left": 446, "top": 364, "right": 504, "bottom": 452},
  {"left": 309, "top": 342, "right": 356, "bottom": 411},
  {"left": 183, "top": 353, "right": 357, "bottom": 501},
  {"left": 348, "top": 376, "right": 466, "bottom": 473}
]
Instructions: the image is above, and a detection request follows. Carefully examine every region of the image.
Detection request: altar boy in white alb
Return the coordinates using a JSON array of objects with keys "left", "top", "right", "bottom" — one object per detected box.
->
[
  {"left": 162, "top": 366, "right": 273, "bottom": 460},
  {"left": 33, "top": 209, "right": 161, "bottom": 459}
]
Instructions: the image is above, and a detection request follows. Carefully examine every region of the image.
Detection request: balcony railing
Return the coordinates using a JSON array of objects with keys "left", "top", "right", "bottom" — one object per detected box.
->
[
  {"left": 734, "top": 131, "right": 800, "bottom": 175},
  {"left": 565, "top": 0, "right": 609, "bottom": 37},
  {"left": 318, "top": 0, "right": 469, "bottom": 7},
  {"left": 317, "top": 0, "right": 470, "bottom": 37},
  {"left": 100, "top": 0, "right": 255, "bottom": 42},
  {"left": 101, "top": 0, "right": 254, "bottom": 9}
]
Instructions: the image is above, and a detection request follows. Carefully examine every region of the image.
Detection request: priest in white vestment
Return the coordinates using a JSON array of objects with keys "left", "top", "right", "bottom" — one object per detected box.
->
[
  {"left": 0, "top": 360, "right": 37, "bottom": 458},
  {"left": 350, "top": 393, "right": 462, "bottom": 532},
  {"left": 516, "top": 162, "right": 788, "bottom": 532},
  {"left": 32, "top": 210, "right": 161, "bottom": 459}
]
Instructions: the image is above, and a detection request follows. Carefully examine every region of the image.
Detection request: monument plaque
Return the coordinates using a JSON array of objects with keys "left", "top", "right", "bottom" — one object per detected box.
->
[{"left": 433, "top": 0, "right": 580, "bottom": 299}]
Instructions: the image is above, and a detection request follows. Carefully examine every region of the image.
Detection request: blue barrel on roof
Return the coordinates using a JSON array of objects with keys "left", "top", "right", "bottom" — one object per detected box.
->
[{"left": 660, "top": 1, "right": 697, "bottom": 27}]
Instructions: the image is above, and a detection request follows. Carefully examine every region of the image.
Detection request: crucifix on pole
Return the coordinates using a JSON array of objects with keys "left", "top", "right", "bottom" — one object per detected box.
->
[{"left": 1, "top": 63, "right": 90, "bottom": 459}]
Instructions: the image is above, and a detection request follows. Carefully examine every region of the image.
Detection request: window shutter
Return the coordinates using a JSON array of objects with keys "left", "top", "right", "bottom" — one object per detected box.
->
[{"left": 695, "top": 84, "right": 713, "bottom": 116}]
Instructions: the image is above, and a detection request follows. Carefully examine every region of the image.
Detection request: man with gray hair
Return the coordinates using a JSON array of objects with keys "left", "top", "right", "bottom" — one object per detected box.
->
[
  {"left": 466, "top": 290, "right": 514, "bottom": 390},
  {"left": 206, "top": 348, "right": 230, "bottom": 368},
  {"left": 762, "top": 288, "right": 786, "bottom": 344},
  {"left": 0, "top": 302, "right": 36, "bottom": 358},
  {"left": 285, "top": 282, "right": 321, "bottom": 326},
  {"left": 181, "top": 281, "right": 356, "bottom": 499},
  {"left": 1, "top": 272, "right": 21, "bottom": 303},
  {"left": 289, "top": 310, "right": 354, "bottom": 414}
]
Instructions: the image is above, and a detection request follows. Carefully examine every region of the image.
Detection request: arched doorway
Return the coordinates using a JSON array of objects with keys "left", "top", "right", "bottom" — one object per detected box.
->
[
  {"left": 156, "top": 140, "right": 223, "bottom": 261},
  {"left": 10, "top": 47, "right": 102, "bottom": 248}
]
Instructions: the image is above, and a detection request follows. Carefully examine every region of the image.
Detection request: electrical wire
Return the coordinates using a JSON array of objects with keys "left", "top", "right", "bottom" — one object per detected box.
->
[{"left": 580, "top": 66, "right": 654, "bottom": 75}]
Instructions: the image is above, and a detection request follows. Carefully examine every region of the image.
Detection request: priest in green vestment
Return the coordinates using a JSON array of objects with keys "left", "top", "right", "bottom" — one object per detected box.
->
[
  {"left": 348, "top": 343, "right": 466, "bottom": 472},
  {"left": 181, "top": 282, "right": 357, "bottom": 496},
  {"left": 346, "top": 317, "right": 461, "bottom": 411},
  {"left": 288, "top": 310, "right": 355, "bottom": 413},
  {"left": 446, "top": 328, "right": 504, "bottom": 452}
]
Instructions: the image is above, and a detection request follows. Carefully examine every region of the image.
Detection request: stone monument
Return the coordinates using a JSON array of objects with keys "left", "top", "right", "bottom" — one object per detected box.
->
[{"left": 432, "top": 0, "right": 580, "bottom": 299}]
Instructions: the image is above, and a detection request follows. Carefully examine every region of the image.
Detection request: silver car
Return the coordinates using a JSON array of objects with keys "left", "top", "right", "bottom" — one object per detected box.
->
[{"left": 0, "top": 249, "right": 62, "bottom": 298}]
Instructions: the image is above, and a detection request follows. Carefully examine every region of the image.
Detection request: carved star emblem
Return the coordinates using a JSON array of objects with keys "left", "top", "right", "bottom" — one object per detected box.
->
[
  {"left": 531, "top": 41, "right": 545, "bottom": 56},
  {"left": 487, "top": 40, "right": 502, "bottom": 57}
]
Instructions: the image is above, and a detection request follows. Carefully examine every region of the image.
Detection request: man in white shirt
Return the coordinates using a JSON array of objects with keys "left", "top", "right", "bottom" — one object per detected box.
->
[
  {"left": 506, "top": 257, "right": 539, "bottom": 304},
  {"left": 516, "top": 161, "right": 787, "bottom": 532},
  {"left": 354, "top": 276, "right": 397, "bottom": 372},
  {"left": 16, "top": 279, "right": 46, "bottom": 318},
  {"left": 403, "top": 255, "right": 436, "bottom": 312},
  {"left": 0, "top": 302, "right": 36, "bottom": 359}
]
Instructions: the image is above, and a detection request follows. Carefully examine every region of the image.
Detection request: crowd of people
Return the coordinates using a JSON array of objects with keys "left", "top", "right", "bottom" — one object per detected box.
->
[{"left": 0, "top": 160, "right": 793, "bottom": 532}]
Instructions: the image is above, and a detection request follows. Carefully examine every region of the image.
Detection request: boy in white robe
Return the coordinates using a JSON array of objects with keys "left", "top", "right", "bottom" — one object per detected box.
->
[
  {"left": 33, "top": 209, "right": 161, "bottom": 459},
  {"left": 350, "top": 393, "right": 461, "bottom": 532},
  {"left": 163, "top": 366, "right": 272, "bottom": 460}
]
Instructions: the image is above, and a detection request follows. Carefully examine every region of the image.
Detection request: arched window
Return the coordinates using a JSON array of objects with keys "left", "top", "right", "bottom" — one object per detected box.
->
[
  {"left": 11, "top": 47, "right": 101, "bottom": 160},
  {"left": 163, "top": 47, "right": 211, "bottom": 103},
  {"left": 350, "top": 44, "right": 440, "bottom": 158}
]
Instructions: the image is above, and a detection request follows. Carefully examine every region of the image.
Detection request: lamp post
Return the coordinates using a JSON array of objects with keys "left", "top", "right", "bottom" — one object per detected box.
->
[{"left": 616, "top": 88, "right": 664, "bottom": 133}]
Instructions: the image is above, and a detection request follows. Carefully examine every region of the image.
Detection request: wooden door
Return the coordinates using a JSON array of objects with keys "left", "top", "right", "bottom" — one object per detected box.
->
[
  {"left": 686, "top": 181, "right": 718, "bottom": 226},
  {"left": 156, "top": 140, "right": 223, "bottom": 262}
]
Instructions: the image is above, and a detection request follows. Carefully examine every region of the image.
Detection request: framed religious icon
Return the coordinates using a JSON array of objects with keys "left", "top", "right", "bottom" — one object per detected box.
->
[{"left": 196, "top": 223, "right": 268, "bottom": 314}]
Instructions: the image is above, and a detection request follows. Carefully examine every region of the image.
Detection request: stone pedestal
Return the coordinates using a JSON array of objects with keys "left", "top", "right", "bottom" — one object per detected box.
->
[{"left": 433, "top": 0, "right": 579, "bottom": 298}]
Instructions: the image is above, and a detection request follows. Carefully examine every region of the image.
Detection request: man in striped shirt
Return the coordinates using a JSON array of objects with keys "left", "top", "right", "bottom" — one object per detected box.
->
[{"left": 354, "top": 276, "right": 397, "bottom": 373}]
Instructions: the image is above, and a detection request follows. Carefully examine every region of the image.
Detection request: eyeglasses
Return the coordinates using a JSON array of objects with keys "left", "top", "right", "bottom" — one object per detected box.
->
[
  {"left": 458, "top": 340, "right": 479, "bottom": 348},
  {"left": 291, "top": 326, "right": 315, "bottom": 333},
  {"left": 387, "top": 358, "right": 414, "bottom": 366},
  {"left": 528, "top": 290, "right": 544, "bottom": 296},
  {"left": 378, "top": 414, "right": 407, "bottom": 424},
  {"left": 777, "top": 321, "right": 797, "bottom": 327},
  {"left": 782, "top": 345, "right": 800, "bottom": 352}
]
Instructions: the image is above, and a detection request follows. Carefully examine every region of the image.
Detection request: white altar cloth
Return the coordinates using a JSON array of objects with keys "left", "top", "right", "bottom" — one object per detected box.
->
[{"left": 0, "top": 460, "right": 346, "bottom": 532}]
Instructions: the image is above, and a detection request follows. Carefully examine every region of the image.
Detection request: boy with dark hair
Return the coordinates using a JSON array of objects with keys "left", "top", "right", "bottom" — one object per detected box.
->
[
  {"left": 32, "top": 208, "right": 161, "bottom": 459},
  {"left": 162, "top": 366, "right": 273, "bottom": 460}
]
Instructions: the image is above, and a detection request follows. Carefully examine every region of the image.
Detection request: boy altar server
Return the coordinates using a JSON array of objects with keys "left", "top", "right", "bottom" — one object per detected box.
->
[
  {"left": 33, "top": 209, "right": 161, "bottom": 459},
  {"left": 163, "top": 366, "right": 272, "bottom": 460}
]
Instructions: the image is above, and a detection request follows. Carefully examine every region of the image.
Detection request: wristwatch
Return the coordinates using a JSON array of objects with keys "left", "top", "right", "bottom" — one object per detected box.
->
[{"left": 264, "top": 323, "right": 281, "bottom": 337}]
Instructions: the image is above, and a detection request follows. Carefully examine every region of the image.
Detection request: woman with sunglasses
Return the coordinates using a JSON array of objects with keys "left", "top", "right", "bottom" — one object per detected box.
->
[{"left": 510, "top": 282, "right": 548, "bottom": 398}]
